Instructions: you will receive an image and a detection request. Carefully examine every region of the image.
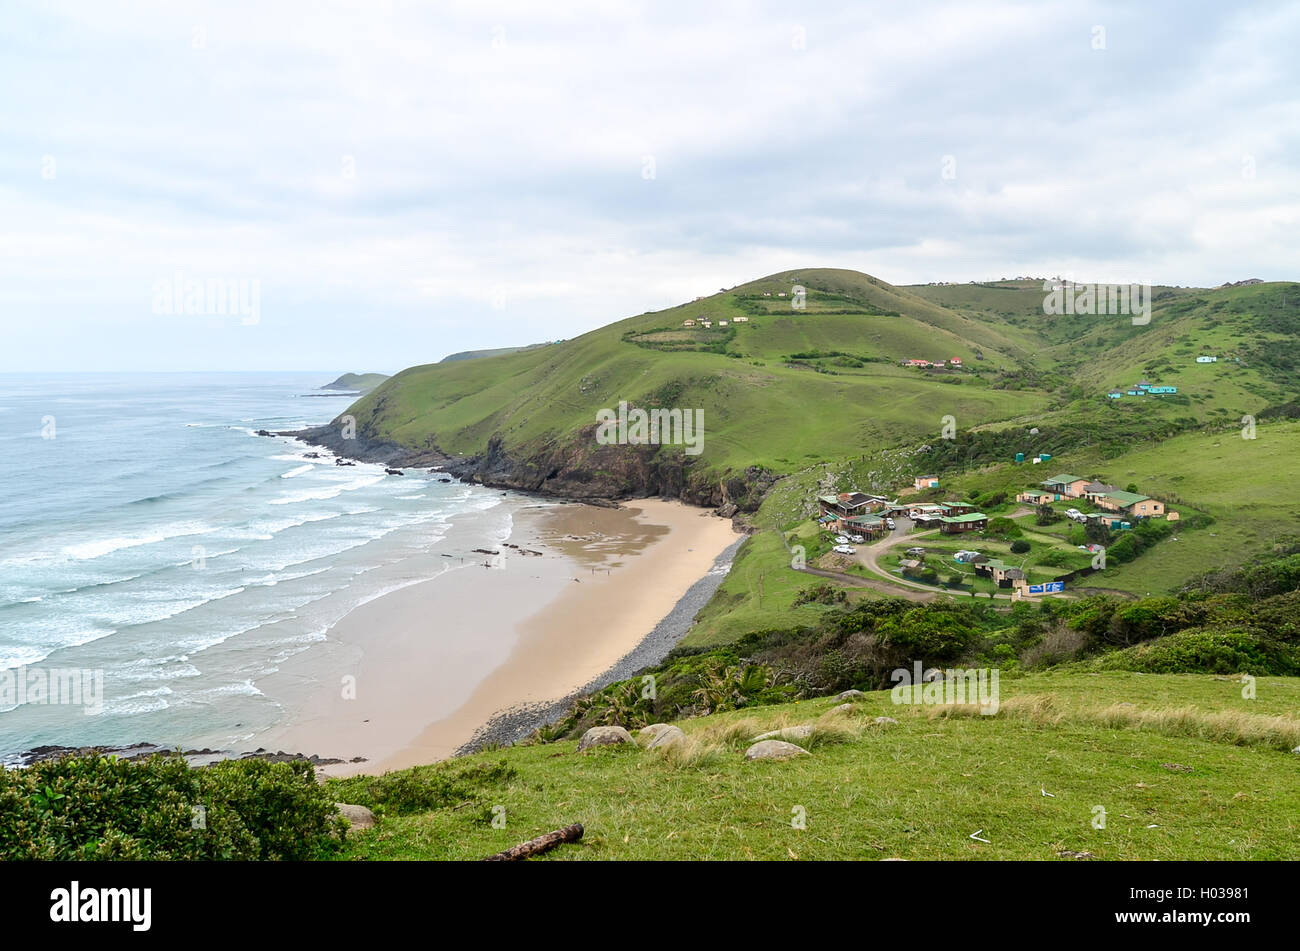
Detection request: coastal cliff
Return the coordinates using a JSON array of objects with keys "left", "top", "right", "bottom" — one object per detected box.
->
[{"left": 290, "top": 422, "right": 777, "bottom": 512}]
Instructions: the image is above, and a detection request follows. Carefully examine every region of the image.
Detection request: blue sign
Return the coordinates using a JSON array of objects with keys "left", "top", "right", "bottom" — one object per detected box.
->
[{"left": 1028, "top": 582, "right": 1065, "bottom": 594}]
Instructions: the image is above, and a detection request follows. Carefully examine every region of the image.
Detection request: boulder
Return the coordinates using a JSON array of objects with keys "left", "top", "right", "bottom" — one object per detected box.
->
[
  {"left": 639, "top": 723, "right": 672, "bottom": 739},
  {"left": 744, "top": 740, "right": 810, "bottom": 762},
  {"left": 646, "top": 726, "right": 687, "bottom": 750},
  {"left": 335, "top": 803, "right": 376, "bottom": 831},
  {"left": 873, "top": 716, "right": 899, "bottom": 725},
  {"left": 823, "top": 703, "right": 854, "bottom": 716},
  {"left": 752, "top": 724, "right": 814, "bottom": 742},
  {"left": 578, "top": 725, "right": 634, "bottom": 751},
  {"left": 833, "top": 689, "right": 865, "bottom": 702}
]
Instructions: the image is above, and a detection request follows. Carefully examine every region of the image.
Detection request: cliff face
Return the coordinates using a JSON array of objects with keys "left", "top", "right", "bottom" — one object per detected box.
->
[{"left": 289, "top": 423, "right": 777, "bottom": 512}]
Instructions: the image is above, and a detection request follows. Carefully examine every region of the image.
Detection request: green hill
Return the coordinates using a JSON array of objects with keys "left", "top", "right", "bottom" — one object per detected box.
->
[
  {"left": 322, "top": 372, "right": 389, "bottom": 393},
  {"left": 317, "top": 270, "right": 1295, "bottom": 512},
  {"left": 439, "top": 343, "right": 553, "bottom": 363}
]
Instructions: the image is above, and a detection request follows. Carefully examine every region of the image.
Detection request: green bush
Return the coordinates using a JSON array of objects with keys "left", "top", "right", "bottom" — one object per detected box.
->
[
  {"left": 326, "top": 759, "right": 517, "bottom": 816},
  {"left": 0, "top": 754, "right": 345, "bottom": 861},
  {"left": 1009, "top": 539, "right": 1031, "bottom": 554},
  {"left": 986, "top": 516, "right": 1021, "bottom": 538},
  {"left": 1084, "top": 627, "right": 1300, "bottom": 675}
]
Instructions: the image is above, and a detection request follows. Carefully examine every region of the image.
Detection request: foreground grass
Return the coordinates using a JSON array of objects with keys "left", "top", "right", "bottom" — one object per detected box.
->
[{"left": 335, "top": 673, "right": 1300, "bottom": 860}]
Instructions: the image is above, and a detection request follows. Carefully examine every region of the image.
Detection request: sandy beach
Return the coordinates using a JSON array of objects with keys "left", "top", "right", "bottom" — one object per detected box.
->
[{"left": 258, "top": 498, "right": 738, "bottom": 776}]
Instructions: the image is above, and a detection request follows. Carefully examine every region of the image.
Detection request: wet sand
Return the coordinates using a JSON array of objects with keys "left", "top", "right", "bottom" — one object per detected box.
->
[{"left": 260, "top": 498, "right": 737, "bottom": 776}]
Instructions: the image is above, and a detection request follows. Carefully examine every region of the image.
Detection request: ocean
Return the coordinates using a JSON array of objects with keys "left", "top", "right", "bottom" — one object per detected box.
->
[{"left": 0, "top": 372, "right": 511, "bottom": 763}]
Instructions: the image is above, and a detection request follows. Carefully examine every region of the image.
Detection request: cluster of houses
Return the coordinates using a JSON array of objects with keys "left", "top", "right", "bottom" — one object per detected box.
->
[
  {"left": 1019, "top": 473, "right": 1167, "bottom": 521},
  {"left": 902, "top": 357, "right": 963, "bottom": 369},
  {"left": 1107, "top": 379, "right": 1178, "bottom": 399},
  {"left": 817, "top": 492, "right": 990, "bottom": 537},
  {"left": 682, "top": 315, "right": 749, "bottom": 329}
]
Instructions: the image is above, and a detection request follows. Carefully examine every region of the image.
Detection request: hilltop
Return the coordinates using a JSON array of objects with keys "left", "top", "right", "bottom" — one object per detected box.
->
[{"left": 322, "top": 372, "right": 390, "bottom": 393}]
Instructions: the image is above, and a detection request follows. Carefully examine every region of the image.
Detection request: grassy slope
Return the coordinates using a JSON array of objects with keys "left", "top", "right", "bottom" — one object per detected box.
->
[
  {"left": 337, "top": 672, "right": 1300, "bottom": 860},
  {"left": 338, "top": 269, "right": 1048, "bottom": 475}
]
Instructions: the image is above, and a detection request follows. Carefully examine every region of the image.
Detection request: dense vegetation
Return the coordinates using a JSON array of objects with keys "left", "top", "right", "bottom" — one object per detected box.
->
[{"left": 0, "top": 755, "right": 345, "bottom": 860}]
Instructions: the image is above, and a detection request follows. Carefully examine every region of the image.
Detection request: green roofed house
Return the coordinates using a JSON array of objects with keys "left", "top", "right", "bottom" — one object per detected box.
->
[
  {"left": 1040, "top": 474, "right": 1089, "bottom": 499},
  {"left": 938, "top": 512, "right": 989, "bottom": 534},
  {"left": 1090, "top": 490, "right": 1165, "bottom": 518},
  {"left": 1017, "top": 489, "right": 1051, "bottom": 505}
]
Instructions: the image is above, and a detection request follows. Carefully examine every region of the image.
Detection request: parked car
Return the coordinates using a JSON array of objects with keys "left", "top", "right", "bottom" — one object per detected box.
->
[
  {"left": 906, "top": 547, "right": 926, "bottom": 556},
  {"left": 835, "top": 535, "right": 850, "bottom": 544},
  {"left": 1065, "top": 508, "right": 1085, "bottom": 521},
  {"left": 885, "top": 518, "right": 896, "bottom": 529},
  {"left": 850, "top": 534, "right": 865, "bottom": 543},
  {"left": 833, "top": 545, "right": 857, "bottom": 555}
]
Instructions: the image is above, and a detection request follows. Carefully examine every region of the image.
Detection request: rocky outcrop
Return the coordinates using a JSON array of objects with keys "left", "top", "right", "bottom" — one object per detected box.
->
[{"left": 287, "top": 422, "right": 778, "bottom": 511}]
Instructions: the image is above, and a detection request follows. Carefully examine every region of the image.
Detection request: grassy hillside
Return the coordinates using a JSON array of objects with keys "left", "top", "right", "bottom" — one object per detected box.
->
[
  {"left": 323, "top": 372, "right": 389, "bottom": 392},
  {"left": 333, "top": 671, "right": 1300, "bottom": 860},
  {"left": 439, "top": 343, "right": 552, "bottom": 363},
  {"left": 336, "top": 269, "right": 1052, "bottom": 477}
]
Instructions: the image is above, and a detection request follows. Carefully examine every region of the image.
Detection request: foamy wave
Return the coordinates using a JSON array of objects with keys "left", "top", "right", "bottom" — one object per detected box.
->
[
  {"left": 269, "top": 474, "right": 385, "bottom": 505},
  {"left": 280, "top": 464, "right": 315, "bottom": 478},
  {"left": 59, "top": 522, "right": 213, "bottom": 562}
]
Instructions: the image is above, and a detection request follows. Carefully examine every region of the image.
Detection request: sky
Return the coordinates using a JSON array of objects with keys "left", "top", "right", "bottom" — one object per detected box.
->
[{"left": 2, "top": 0, "right": 1297, "bottom": 372}]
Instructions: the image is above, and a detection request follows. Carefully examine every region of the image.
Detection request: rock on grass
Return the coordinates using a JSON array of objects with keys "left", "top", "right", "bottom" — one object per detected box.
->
[
  {"left": 744, "top": 740, "right": 810, "bottom": 761},
  {"left": 578, "top": 726, "right": 635, "bottom": 751}
]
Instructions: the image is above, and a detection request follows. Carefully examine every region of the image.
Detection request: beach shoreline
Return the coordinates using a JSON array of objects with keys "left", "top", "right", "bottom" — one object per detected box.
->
[{"left": 257, "top": 497, "right": 741, "bottom": 777}]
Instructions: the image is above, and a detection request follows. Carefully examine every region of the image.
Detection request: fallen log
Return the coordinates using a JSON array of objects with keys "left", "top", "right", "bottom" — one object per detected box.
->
[{"left": 482, "top": 823, "right": 584, "bottom": 862}]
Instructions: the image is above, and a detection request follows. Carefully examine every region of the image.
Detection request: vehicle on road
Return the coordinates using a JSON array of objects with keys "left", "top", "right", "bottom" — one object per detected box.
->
[
  {"left": 833, "top": 545, "right": 857, "bottom": 555},
  {"left": 885, "top": 518, "right": 896, "bottom": 529}
]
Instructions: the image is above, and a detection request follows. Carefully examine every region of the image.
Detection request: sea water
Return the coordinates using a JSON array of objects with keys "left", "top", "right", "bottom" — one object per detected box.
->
[{"left": 0, "top": 372, "right": 509, "bottom": 761}]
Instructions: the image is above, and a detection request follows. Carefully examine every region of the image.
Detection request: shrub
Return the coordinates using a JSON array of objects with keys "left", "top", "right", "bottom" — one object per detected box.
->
[
  {"left": 326, "top": 759, "right": 517, "bottom": 816},
  {"left": 1084, "top": 627, "right": 1300, "bottom": 675},
  {"left": 986, "top": 517, "right": 1021, "bottom": 538},
  {"left": 0, "top": 754, "right": 345, "bottom": 861},
  {"left": 1035, "top": 504, "right": 1060, "bottom": 526},
  {"left": 1009, "top": 539, "right": 1031, "bottom": 554}
]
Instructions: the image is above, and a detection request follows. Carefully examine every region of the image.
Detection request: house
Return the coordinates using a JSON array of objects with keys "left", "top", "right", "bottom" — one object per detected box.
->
[
  {"left": 904, "top": 359, "right": 931, "bottom": 367},
  {"left": 974, "top": 558, "right": 1024, "bottom": 588},
  {"left": 933, "top": 361, "right": 946, "bottom": 368},
  {"left": 938, "top": 513, "right": 989, "bottom": 534},
  {"left": 682, "top": 319, "right": 696, "bottom": 327},
  {"left": 914, "top": 475, "right": 939, "bottom": 490},
  {"left": 733, "top": 315, "right": 749, "bottom": 322},
  {"left": 701, "top": 320, "right": 712, "bottom": 328},
  {"left": 762, "top": 292, "right": 772, "bottom": 297},
  {"left": 819, "top": 492, "right": 890, "bottom": 522},
  {"left": 1017, "top": 489, "right": 1052, "bottom": 505},
  {"left": 1196, "top": 355, "right": 1217, "bottom": 363},
  {"left": 1148, "top": 386, "right": 1178, "bottom": 395},
  {"left": 1089, "top": 490, "right": 1165, "bottom": 518},
  {"left": 777, "top": 292, "right": 786, "bottom": 297},
  {"left": 1126, "top": 389, "right": 1142, "bottom": 396},
  {"left": 1107, "top": 390, "right": 1123, "bottom": 399},
  {"left": 949, "top": 357, "right": 962, "bottom": 366},
  {"left": 908, "top": 503, "right": 947, "bottom": 522},
  {"left": 718, "top": 320, "right": 728, "bottom": 327},
  {"left": 1040, "top": 474, "right": 1090, "bottom": 499},
  {"left": 1080, "top": 481, "right": 1118, "bottom": 504},
  {"left": 1085, "top": 512, "right": 1131, "bottom": 530},
  {"left": 1137, "top": 380, "right": 1152, "bottom": 390},
  {"left": 898, "top": 558, "right": 924, "bottom": 572},
  {"left": 939, "top": 501, "right": 979, "bottom": 516},
  {"left": 842, "top": 514, "right": 886, "bottom": 536}
]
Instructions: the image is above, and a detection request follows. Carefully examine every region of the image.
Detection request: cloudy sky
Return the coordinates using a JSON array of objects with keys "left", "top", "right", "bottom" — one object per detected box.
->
[{"left": 3, "top": 0, "right": 1297, "bottom": 372}]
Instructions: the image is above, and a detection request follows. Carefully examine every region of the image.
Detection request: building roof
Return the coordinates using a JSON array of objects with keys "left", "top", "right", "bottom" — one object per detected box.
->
[
  {"left": 1083, "top": 481, "right": 1117, "bottom": 493},
  {"left": 1042, "top": 474, "right": 1084, "bottom": 485},
  {"left": 939, "top": 513, "right": 988, "bottom": 524},
  {"left": 1097, "top": 489, "right": 1152, "bottom": 507},
  {"left": 844, "top": 514, "right": 883, "bottom": 527}
]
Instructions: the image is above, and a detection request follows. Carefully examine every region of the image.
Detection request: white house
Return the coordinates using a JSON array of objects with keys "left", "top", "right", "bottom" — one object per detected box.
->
[
  {"left": 1196, "top": 355, "right": 1217, "bottom": 363},
  {"left": 733, "top": 315, "right": 749, "bottom": 322},
  {"left": 683, "top": 319, "right": 696, "bottom": 327}
]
